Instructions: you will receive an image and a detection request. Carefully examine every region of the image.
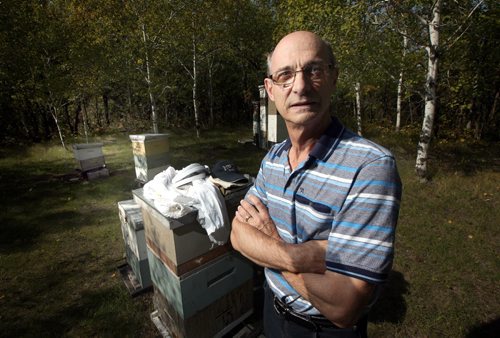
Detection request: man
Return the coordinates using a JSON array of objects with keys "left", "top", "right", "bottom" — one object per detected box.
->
[{"left": 230, "top": 31, "right": 402, "bottom": 337}]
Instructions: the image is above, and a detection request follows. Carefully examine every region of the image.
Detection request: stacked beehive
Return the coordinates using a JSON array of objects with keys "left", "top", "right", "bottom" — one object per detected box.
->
[
  {"left": 117, "top": 199, "right": 152, "bottom": 293},
  {"left": 130, "top": 134, "right": 170, "bottom": 183},
  {"left": 72, "top": 143, "right": 109, "bottom": 179},
  {"left": 133, "top": 187, "right": 253, "bottom": 338}
]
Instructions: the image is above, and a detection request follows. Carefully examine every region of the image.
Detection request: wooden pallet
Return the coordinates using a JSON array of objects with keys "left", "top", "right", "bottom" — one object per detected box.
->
[{"left": 117, "top": 263, "right": 152, "bottom": 297}]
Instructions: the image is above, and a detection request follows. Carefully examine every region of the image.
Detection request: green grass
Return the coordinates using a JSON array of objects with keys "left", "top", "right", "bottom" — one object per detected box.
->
[{"left": 0, "top": 125, "right": 498, "bottom": 337}]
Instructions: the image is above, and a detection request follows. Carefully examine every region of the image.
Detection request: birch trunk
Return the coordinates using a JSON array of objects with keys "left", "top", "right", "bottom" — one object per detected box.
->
[
  {"left": 82, "top": 98, "right": 89, "bottom": 143},
  {"left": 355, "top": 82, "right": 363, "bottom": 136},
  {"left": 208, "top": 57, "right": 214, "bottom": 128},
  {"left": 50, "top": 104, "right": 66, "bottom": 149},
  {"left": 396, "top": 35, "right": 408, "bottom": 132},
  {"left": 142, "top": 23, "right": 158, "bottom": 134},
  {"left": 48, "top": 89, "right": 66, "bottom": 149},
  {"left": 415, "top": 0, "right": 442, "bottom": 180},
  {"left": 192, "top": 33, "right": 200, "bottom": 138}
]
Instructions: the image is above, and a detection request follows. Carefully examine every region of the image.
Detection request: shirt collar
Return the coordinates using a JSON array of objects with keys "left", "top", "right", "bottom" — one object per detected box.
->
[
  {"left": 309, "top": 117, "right": 344, "bottom": 161},
  {"left": 276, "top": 117, "right": 344, "bottom": 161}
]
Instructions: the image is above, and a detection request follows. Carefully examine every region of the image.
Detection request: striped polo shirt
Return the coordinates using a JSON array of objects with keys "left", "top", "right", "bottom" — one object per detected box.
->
[{"left": 247, "top": 117, "right": 402, "bottom": 315}]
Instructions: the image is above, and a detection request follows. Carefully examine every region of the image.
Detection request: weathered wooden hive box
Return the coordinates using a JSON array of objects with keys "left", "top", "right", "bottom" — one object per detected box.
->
[
  {"left": 132, "top": 186, "right": 253, "bottom": 337},
  {"left": 133, "top": 188, "right": 229, "bottom": 275},
  {"left": 117, "top": 199, "right": 152, "bottom": 289},
  {"left": 129, "top": 134, "right": 170, "bottom": 183},
  {"left": 150, "top": 251, "right": 253, "bottom": 338},
  {"left": 72, "top": 143, "right": 105, "bottom": 171}
]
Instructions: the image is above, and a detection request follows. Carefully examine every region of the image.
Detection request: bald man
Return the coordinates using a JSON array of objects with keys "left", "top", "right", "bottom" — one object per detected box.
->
[{"left": 230, "top": 31, "right": 402, "bottom": 337}]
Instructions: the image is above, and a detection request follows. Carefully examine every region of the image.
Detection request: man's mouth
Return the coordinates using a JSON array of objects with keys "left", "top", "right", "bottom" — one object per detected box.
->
[{"left": 290, "top": 101, "right": 316, "bottom": 108}]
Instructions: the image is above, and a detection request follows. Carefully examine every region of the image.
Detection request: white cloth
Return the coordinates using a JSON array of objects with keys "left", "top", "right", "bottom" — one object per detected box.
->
[
  {"left": 143, "top": 165, "right": 229, "bottom": 245},
  {"left": 189, "top": 179, "right": 230, "bottom": 246},
  {"left": 143, "top": 166, "right": 197, "bottom": 218}
]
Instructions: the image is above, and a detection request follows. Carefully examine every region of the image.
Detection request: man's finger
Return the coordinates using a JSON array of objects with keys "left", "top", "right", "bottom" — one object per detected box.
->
[{"left": 247, "top": 195, "right": 270, "bottom": 216}]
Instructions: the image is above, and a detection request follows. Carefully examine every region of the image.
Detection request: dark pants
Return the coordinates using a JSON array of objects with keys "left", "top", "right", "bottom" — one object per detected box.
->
[{"left": 263, "top": 284, "right": 368, "bottom": 338}]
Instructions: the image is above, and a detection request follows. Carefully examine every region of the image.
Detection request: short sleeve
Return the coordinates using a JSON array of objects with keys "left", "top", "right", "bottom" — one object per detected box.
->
[{"left": 325, "top": 155, "right": 402, "bottom": 284}]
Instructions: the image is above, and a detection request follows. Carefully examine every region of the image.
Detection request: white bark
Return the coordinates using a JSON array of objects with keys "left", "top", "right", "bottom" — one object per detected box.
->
[
  {"left": 50, "top": 105, "right": 66, "bottom": 149},
  {"left": 355, "top": 82, "right": 363, "bottom": 136},
  {"left": 396, "top": 35, "right": 407, "bottom": 132},
  {"left": 142, "top": 23, "right": 158, "bottom": 134},
  {"left": 82, "top": 99, "right": 89, "bottom": 143},
  {"left": 192, "top": 32, "right": 200, "bottom": 138},
  {"left": 415, "top": 0, "right": 442, "bottom": 180},
  {"left": 47, "top": 88, "right": 66, "bottom": 149}
]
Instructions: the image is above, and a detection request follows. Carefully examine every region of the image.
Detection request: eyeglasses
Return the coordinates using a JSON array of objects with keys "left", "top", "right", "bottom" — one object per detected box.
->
[{"left": 269, "top": 63, "right": 333, "bottom": 88}]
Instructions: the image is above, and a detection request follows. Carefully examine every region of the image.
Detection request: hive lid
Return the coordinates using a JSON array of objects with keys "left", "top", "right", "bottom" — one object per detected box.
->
[{"left": 129, "top": 134, "right": 169, "bottom": 142}]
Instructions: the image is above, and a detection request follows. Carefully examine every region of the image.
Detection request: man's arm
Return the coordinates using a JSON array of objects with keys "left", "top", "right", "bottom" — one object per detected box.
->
[
  {"left": 230, "top": 211, "right": 326, "bottom": 274},
  {"left": 283, "top": 270, "right": 375, "bottom": 328},
  {"left": 233, "top": 195, "right": 376, "bottom": 328}
]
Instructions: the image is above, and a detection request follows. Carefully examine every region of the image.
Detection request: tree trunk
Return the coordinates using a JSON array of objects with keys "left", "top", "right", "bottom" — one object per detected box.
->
[
  {"left": 192, "top": 32, "right": 200, "bottom": 138},
  {"left": 73, "top": 101, "right": 81, "bottom": 135},
  {"left": 355, "top": 82, "right": 363, "bottom": 136},
  {"left": 95, "top": 96, "right": 101, "bottom": 128},
  {"left": 396, "top": 35, "right": 408, "bottom": 132},
  {"left": 208, "top": 57, "right": 214, "bottom": 128},
  {"left": 82, "top": 97, "right": 90, "bottom": 143},
  {"left": 103, "top": 93, "right": 110, "bottom": 126},
  {"left": 415, "top": 0, "right": 442, "bottom": 181},
  {"left": 142, "top": 23, "right": 158, "bottom": 133},
  {"left": 50, "top": 104, "right": 66, "bottom": 149}
]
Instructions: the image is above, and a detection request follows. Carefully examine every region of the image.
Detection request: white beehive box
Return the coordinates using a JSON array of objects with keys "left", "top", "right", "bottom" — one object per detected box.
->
[
  {"left": 129, "top": 134, "right": 170, "bottom": 183},
  {"left": 72, "top": 143, "right": 105, "bottom": 171},
  {"left": 117, "top": 199, "right": 151, "bottom": 289}
]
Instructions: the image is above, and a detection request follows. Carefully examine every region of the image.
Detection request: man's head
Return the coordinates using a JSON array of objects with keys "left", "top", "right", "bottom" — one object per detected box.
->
[{"left": 264, "top": 31, "right": 338, "bottom": 129}]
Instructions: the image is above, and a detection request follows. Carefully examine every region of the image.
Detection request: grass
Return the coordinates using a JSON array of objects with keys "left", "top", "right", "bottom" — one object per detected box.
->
[{"left": 0, "top": 124, "right": 498, "bottom": 337}]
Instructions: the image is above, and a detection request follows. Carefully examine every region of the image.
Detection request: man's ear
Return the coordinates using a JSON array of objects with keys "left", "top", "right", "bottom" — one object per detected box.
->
[{"left": 264, "top": 78, "right": 275, "bottom": 101}]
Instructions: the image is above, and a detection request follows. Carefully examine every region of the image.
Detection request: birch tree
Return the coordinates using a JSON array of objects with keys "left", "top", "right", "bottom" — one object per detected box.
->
[
  {"left": 416, "top": 0, "right": 442, "bottom": 180},
  {"left": 396, "top": 34, "right": 408, "bottom": 132}
]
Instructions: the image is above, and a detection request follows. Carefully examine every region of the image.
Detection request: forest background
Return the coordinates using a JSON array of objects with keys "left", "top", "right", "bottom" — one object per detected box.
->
[
  {"left": 0, "top": 1, "right": 499, "bottom": 337},
  {"left": 1, "top": 0, "right": 498, "bottom": 179}
]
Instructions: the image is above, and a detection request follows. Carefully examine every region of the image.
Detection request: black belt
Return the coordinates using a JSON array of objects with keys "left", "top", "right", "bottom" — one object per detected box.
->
[{"left": 273, "top": 295, "right": 339, "bottom": 331}]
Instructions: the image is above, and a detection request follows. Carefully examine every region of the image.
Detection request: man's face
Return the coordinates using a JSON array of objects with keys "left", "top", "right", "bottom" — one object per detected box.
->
[{"left": 264, "top": 32, "right": 338, "bottom": 128}]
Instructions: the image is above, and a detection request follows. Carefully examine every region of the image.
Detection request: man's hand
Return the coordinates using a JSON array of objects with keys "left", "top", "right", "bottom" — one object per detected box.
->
[
  {"left": 235, "top": 195, "right": 280, "bottom": 239},
  {"left": 232, "top": 195, "right": 326, "bottom": 274}
]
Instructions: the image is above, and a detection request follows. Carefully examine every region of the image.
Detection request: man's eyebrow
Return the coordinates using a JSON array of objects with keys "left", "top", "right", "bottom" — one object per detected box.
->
[
  {"left": 273, "top": 60, "right": 326, "bottom": 73},
  {"left": 273, "top": 65, "right": 293, "bottom": 73}
]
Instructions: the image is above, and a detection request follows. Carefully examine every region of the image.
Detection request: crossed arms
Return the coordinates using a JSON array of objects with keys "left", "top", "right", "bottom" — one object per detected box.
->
[{"left": 230, "top": 195, "right": 375, "bottom": 328}]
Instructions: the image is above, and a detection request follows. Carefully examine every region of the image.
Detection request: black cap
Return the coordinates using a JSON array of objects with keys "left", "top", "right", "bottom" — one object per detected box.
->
[{"left": 211, "top": 160, "right": 248, "bottom": 183}]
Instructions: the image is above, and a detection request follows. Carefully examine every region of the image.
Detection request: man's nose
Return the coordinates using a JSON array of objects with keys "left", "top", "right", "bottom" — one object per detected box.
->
[{"left": 292, "top": 70, "right": 311, "bottom": 93}]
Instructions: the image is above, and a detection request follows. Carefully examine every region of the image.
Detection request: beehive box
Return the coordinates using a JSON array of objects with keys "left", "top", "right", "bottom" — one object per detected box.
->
[
  {"left": 133, "top": 188, "right": 234, "bottom": 276},
  {"left": 129, "top": 134, "right": 170, "bottom": 182},
  {"left": 117, "top": 199, "right": 151, "bottom": 289},
  {"left": 150, "top": 250, "right": 253, "bottom": 338},
  {"left": 72, "top": 143, "right": 105, "bottom": 171}
]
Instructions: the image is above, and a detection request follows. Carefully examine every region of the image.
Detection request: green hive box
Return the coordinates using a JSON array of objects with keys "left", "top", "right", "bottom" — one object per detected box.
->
[{"left": 149, "top": 250, "right": 253, "bottom": 338}]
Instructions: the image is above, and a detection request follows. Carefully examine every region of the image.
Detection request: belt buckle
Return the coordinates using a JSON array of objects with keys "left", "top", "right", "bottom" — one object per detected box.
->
[{"left": 273, "top": 296, "right": 319, "bottom": 331}]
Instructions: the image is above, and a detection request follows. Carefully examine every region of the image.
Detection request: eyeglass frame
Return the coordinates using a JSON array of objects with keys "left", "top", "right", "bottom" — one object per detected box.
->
[{"left": 267, "top": 62, "right": 334, "bottom": 88}]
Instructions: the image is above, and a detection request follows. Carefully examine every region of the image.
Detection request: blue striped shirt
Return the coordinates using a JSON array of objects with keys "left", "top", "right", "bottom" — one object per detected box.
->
[{"left": 247, "top": 117, "right": 402, "bottom": 315}]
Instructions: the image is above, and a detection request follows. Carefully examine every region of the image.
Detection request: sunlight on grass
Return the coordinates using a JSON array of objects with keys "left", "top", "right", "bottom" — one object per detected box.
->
[{"left": 0, "top": 125, "right": 498, "bottom": 337}]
